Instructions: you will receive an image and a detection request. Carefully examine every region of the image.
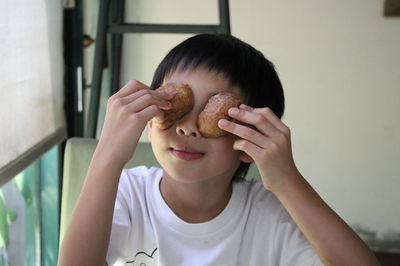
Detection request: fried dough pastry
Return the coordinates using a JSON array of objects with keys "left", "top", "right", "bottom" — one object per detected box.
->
[
  {"left": 152, "top": 84, "right": 194, "bottom": 130},
  {"left": 198, "top": 92, "right": 242, "bottom": 138}
]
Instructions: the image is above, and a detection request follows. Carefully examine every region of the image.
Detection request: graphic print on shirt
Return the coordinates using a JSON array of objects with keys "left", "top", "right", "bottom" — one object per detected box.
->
[{"left": 126, "top": 248, "right": 158, "bottom": 266}]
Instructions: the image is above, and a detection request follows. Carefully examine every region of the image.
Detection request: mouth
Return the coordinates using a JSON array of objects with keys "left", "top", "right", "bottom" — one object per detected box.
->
[{"left": 169, "top": 146, "right": 205, "bottom": 161}]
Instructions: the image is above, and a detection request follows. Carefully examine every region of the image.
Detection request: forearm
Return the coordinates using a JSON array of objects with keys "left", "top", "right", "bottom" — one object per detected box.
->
[
  {"left": 273, "top": 173, "right": 380, "bottom": 266},
  {"left": 220, "top": 104, "right": 379, "bottom": 264},
  {"left": 58, "top": 151, "right": 123, "bottom": 266},
  {"left": 58, "top": 81, "right": 169, "bottom": 265}
]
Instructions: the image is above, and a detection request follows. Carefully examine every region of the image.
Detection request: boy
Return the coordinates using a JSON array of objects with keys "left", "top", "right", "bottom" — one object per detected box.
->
[{"left": 59, "top": 34, "right": 379, "bottom": 265}]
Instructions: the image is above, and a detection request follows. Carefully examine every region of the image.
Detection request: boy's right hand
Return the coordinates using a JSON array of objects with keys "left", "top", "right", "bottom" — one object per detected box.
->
[{"left": 95, "top": 80, "right": 172, "bottom": 167}]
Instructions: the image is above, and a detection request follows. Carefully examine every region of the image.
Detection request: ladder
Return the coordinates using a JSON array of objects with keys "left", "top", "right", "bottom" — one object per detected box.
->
[{"left": 86, "top": 0, "right": 231, "bottom": 138}]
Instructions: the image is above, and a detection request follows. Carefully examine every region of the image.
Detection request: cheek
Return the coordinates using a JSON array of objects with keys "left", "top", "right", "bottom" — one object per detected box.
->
[
  {"left": 148, "top": 125, "right": 169, "bottom": 143},
  {"left": 211, "top": 136, "right": 241, "bottom": 158}
]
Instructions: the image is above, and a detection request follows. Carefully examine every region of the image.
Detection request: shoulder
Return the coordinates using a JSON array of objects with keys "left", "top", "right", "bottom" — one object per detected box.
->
[
  {"left": 112, "top": 166, "right": 162, "bottom": 223},
  {"left": 120, "top": 166, "right": 162, "bottom": 185},
  {"left": 237, "top": 179, "right": 279, "bottom": 205},
  {"left": 117, "top": 166, "right": 162, "bottom": 201},
  {"left": 122, "top": 165, "right": 162, "bottom": 178},
  {"left": 236, "top": 179, "right": 288, "bottom": 220}
]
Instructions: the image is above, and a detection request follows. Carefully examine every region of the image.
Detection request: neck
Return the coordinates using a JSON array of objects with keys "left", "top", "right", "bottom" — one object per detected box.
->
[{"left": 159, "top": 174, "right": 232, "bottom": 223}]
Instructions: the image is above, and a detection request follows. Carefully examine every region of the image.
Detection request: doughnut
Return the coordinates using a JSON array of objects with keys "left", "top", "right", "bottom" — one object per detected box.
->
[
  {"left": 198, "top": 92, "right": 242, "bottom": 138},
  {"left": 152, "top": 84, "right": 194, "bottom": 129}
]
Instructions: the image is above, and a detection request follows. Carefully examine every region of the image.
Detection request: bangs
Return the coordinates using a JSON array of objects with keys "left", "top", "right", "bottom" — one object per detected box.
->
[{"left": 150, "top": 34, "right": 247, "bottom": 90}]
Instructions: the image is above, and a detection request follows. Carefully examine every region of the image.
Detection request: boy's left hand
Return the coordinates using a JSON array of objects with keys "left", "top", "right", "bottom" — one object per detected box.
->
[{"left": 218, "top": 104, "right": 301, "bottom": 192}]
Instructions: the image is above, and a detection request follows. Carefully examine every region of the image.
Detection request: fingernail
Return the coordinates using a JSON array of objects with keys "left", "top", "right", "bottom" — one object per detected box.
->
[
  {"left": 240, "top": 104, "right": 252, "bottom": 110},
  {"left": 160, "top": 90, "right": 174, "bottom": 99},
  {"left": 166, "top": 89, "right": 175, "bottom": 97},
  {"left": 228, "top": 107, "right": 239, "bottom": 115},
  {"left": 219, "top": 119, "right": 229, "bottom": 127}
]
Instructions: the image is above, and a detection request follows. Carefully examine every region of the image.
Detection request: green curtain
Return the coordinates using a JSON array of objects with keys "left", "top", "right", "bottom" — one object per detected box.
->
[{"left": 0, "top": 146, "right": 59, "bottom": 266}]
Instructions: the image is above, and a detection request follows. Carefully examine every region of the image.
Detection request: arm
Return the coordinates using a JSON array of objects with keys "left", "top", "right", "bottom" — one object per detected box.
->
[
  {"left": 274, "top": 171, "right": 379, "bottom": 265},
  {"left": 58, "top": 80, "right": 172, "bottom": 266},
  {"left": 219, "top": 104, "right": 380, "bottom": 266}
]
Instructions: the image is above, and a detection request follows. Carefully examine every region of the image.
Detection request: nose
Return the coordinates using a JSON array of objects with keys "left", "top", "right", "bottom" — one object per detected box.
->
[{"left": 175, "top": 112, "right": 201, "bottom": 138}]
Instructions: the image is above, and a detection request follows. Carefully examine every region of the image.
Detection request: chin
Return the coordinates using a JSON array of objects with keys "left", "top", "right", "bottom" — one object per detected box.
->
[{"left": 162, "top": 166, "right": 204, "bottom": 183}]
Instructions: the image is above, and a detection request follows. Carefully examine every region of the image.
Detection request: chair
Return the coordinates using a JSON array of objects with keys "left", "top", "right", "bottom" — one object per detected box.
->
[{"left": 59, "top": 137, "right": 160, "bottom": 244}]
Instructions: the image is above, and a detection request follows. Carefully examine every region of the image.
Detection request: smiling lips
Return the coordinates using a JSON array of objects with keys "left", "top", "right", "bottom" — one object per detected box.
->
[{"left": 170, "top": 147, "right": 204, "bottom": 161}]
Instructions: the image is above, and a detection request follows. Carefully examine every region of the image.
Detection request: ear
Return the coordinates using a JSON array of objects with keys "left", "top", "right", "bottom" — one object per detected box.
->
[{"left": 240, "top": 152, "right": 254, "bottom": 163}]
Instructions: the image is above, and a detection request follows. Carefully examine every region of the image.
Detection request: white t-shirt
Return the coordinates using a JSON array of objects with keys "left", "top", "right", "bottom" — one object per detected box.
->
[{"left": 106, "top": 166, "right": 323, "bottom": 266}]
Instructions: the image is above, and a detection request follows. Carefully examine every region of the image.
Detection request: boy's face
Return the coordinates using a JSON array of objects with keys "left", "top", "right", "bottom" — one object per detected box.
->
[{"left": 148, "top": 67, "right": 246, "bottom": 184}]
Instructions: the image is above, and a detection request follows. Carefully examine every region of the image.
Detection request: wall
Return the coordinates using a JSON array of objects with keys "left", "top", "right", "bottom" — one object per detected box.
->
[
  {"left": 84, "top": 0, "right": 400, "bottom": 252},
  {"left": 231, "top": 0, "right": 400, "bottom": 251},
  {"left": 230, "top": 0, "right": 400, "bottom": 251}
]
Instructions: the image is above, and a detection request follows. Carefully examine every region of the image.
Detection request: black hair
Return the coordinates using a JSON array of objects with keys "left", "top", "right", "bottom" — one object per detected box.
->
[{"left": 151, "top": 34, "right": 285, "bottom": 181}]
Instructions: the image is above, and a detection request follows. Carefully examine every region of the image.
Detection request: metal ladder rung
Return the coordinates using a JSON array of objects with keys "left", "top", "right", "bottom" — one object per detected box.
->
[{"left": 109, "top": 23, "right": 225, "bottom": 34}]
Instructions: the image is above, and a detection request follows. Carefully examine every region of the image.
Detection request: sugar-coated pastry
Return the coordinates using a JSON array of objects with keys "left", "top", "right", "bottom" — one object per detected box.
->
[
  {"left": 152, "top": 84, "right": 194, "bottom": 129},
  {"left": 198, "top": 92, "right": 242, "bottom": 138}
]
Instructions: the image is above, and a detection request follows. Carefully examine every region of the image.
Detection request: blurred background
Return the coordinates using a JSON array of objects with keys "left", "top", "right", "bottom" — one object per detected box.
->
[{"left": 0, "top": 0, "right": 399, "bottom": 265}]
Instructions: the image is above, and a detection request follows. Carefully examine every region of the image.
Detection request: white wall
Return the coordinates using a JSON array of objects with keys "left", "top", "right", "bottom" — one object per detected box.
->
[
  {"left": 85, "top": 0, "right": 400, "bottom": 251},
  {"left": 229, "top": 0, "right": 400, "bottom": 250}
]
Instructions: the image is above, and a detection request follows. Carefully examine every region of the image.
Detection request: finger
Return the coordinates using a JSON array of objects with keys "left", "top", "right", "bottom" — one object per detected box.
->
[
  {"left": 153, "top": 89, "right": 175, "bottom": 101},
  {"left": 155, "top": 86, "right": 176, "bottom": 100},
  {"left": 240, "top": 105, "right": 288, "bottom": 134},
  {"left": 115, "top": 80, "right": 149, "bottom": 98},
  {"left": 233, "top": 138, "right": 262, "bottom": 163},
  {"left": 239, "top": 104, "right": 254, "bottom": 111},
  {"left": 123, "top": 89, "right": 172, "bottom": 110},
  {"left": 129, "top": 104, "right": 161, "bottom": 124},
  {"left": 228, "top": 107, "right": 281, "bottom": 139},
  {"left": 251, "top": 107, "right": 289, "bottom": 134},
  {"left": 218, "top": 119, "right": 270, "bottom": 149},
  {"left": 125, "top": 92, "right": 171, "bottom": 114}
]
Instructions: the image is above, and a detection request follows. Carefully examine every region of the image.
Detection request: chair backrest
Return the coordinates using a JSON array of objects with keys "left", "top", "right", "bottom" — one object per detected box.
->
[
  {"left": 59, "top": 137, "right": 160, "bottom": 243},
  {"left": 59, "top": 137, "right": 260, "bottom": 243}
]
